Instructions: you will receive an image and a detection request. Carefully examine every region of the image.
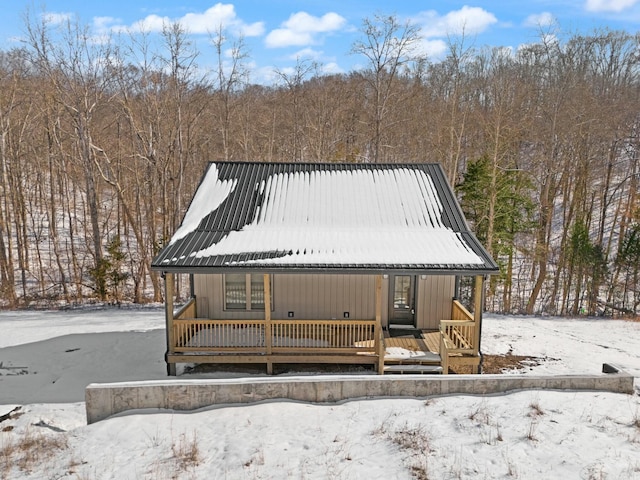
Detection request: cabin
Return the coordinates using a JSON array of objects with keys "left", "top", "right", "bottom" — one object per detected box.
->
[{"left": 151, "top": 162, "right": 499, "bottom": 375}]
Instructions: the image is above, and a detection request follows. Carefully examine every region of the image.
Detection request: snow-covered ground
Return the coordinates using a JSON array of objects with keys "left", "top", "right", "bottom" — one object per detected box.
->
[{"left": 1, "top": 308, "right": 639, "bottom": 479}]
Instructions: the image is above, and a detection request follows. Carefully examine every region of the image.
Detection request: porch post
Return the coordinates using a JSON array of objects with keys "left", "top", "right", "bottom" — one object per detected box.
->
[
  {"left": 473, "top": 275, "right": 484, "bottom": 372},
  {"left": 375, "top": 274, "right": 385, "bottom": 375},
  {"left": 263, "top": 273, "right": 273, "bottom": 374},
  {"left": 164, "top": 273, "right": 176, "bottom": 376}
]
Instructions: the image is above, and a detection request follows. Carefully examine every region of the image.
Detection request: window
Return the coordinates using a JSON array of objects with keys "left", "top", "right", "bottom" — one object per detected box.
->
[
  {"left": 224, "top": 274, "right": 272, "bottom": 310},
  {"left": 393, "top": 275, "right": 412, "bottom": 310}
]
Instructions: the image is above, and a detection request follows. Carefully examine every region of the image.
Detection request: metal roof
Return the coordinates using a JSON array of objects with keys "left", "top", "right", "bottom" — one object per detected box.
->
[{"left": 152, "top": 162, "right": 499, "bottom": 274}]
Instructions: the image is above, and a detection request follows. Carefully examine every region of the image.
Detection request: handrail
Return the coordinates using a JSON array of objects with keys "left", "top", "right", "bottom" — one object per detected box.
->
[
  {"left": 440, "top": 319, "right": 475, "bottom": 329},
  {"left": 451, "top": 300, "right": 474, "bottom": 321},
  {"left": 174, "top": 297, "right": 197, "bottom": 320}
]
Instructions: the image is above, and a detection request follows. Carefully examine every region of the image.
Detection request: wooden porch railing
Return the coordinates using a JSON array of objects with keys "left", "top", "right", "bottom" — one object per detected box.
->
[
  {"left": 174, "top": 298, "right": 197, "bottom": 320},
  {"left": 271, "top": 320, "right": 376, "bottom": 353},
  {"left": 171, "top": 318, "right": 377, "bottom": 355},
  {"left": 173, "top": 319, "right": 267, "bottom": 352},
  {"left": 439, "top": 300, "right": 478, "bottom": 374},
  {"left": 440, "top": 320, "right": 476, "bottom": 355},
  {"left": 451, "top": 300, "right": 474, "bottom": 321}
]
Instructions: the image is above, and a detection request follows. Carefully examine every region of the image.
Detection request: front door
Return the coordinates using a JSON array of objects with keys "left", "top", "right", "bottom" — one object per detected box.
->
[{"left": 389, "top": 275, "right": 416, "bottom": 327}]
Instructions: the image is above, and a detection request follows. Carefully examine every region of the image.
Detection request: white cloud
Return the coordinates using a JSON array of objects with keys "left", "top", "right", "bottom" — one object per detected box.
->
[
  {"left": 416, "top": 6, "right": 497, "bottom": 38},
  {"left": 242, "top": 21, "right": 265, "bottom": 37},
  {"left": 585, "top": 0, "right": 640, "bottom": 12},
  {"left": 416, "top": 39, "right": 448, "bottom": 60},
  {"left": 42, "top": 12, "right": 73, "bottom": 25},
  {"left": 266, "top": 29, "right": 313, "bottom": 48},
  {"left": 322, "top": 62, "right": 343, "bottom": 74},
  {"left": 180, "top": 3, "right": 263, "bottom": 35},
  {"left": 129, "top": 14, "right": 167, "bottom": 33},
  {"left": 117, "top": 3, "right": 264, "bottom": 37},
  {"left": 288, "top": 48, "right": 324, "bottom": 61},
  {"left": 524, "top": 12, "right": 556, "bottom": 27},
  {"left": 93, "top": 16, "right": 120, "bottom": 33},
  {"left": 265, "top": 12, "right": 346, "bottom": 48},
  {"left": 283, "top": 12, "right": 345, "bottom": 33}
]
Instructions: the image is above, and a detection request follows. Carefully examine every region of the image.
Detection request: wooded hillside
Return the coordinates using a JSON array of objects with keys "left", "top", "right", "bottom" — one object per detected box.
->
[{"left": 0, "top": 14, "right": 638, "bottom": 315}]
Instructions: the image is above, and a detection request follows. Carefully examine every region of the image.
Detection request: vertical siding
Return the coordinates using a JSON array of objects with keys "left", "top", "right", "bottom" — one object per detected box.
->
[
  {"left": 193, "top": 273, "right": 449, "bottom": 328},
  {"left": 193, "top": 273, "right": 383, "bottom": 320},
  {"left": 274, "top": 274, "right": 377, "bottom": 320},
  {"left": 416, "top": 275, "right": 455, "bottom": 330},
  {"left": 193, "top": 274, "right": 212, "bottom": 318}
]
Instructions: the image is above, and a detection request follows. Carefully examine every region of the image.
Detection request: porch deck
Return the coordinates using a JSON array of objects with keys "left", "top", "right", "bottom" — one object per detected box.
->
[
  {"left": 165, "top": 295, "right": 480, "bottom": 375},
  {"left": 167, "top": 323, "right": 478, "bottom": 374}
]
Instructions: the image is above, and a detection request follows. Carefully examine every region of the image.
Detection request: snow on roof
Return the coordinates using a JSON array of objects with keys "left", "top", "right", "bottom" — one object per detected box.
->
[
  {"left": 169, "top": 164, "right": 237, "bottom": 245},
  {"left": 194, "top": 227, "right": 481, "bottom": 265},
  {"left": 193, "top": 168, "right": 481, "bottom": 265},
  {"left": 153, "top": 162, "right": 498, "bottom": 272}
]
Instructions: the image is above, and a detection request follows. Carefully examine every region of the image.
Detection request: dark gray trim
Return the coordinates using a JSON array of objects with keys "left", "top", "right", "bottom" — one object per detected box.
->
[
  {"left": 477, "top": 275, "right": 487, "bottom": 356},
  {"left": 155, "top": 266, "right": 500, "bottom": 276}
]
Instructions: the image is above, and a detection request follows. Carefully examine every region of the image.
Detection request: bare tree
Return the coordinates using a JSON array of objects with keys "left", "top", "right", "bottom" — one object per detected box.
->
[
  {"left": 351, "top": 14, "right": 422, "bottom": 163},
  {"left": 25, "top": 10, "right": 116, "bottom": 299},
  {"left": 210, "top": 25, "right": 249, "bottom": 161},
  {"left": 274, "top": 58, "right": 317, "bottom": 161}
]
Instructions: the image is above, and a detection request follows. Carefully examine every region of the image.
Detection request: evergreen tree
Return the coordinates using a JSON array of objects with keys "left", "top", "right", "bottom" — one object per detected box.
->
[
  {"left": 567, "top": 220, "right": 608, "bottom": 315},
  {"left": 458, "top": 155, "right": 535, "bottom": 310},
  {"left": 88, "top": 236, "right": 129, "bottom": 302},
  {"left": 615, "top": 222, "right": 640, "bottom": 314}
]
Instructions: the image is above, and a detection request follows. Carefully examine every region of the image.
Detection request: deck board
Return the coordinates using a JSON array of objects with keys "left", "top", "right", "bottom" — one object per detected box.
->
[
  {"left": 382, "top": 332, "right": 440, "bottom": 354},
  {"left": 421, "top": 331, "right": 440, "bottom": 353},
  {"left": 385, "top": 337, "right": 427, "bottom": 352}
]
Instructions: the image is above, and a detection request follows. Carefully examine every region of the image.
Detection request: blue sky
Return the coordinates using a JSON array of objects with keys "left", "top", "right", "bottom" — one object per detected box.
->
[{"left": 3, "top": 1, "right": 640, "bottom": 83}]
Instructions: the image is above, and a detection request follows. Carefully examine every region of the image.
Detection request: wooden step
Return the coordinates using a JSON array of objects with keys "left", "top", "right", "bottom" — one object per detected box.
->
[
  {"left": 384, "top": 352, "right": 441, "bottom": 365},
  {"left": 383, "top": 364, "right": 443, "bottom": 374}
]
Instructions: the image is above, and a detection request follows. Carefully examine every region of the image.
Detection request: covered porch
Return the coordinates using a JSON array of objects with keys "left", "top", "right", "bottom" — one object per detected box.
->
[
  {"left": 153, "top": 162, "right": 499, "bottom": 376},
  {"left": 163, "top": 273, "right": 484, "bottom": 375}
]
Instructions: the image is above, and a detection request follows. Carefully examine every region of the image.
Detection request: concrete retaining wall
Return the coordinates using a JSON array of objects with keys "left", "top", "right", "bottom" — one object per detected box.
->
[{"left": 85, "top": 364, "right": 635, "bottom": 424}]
